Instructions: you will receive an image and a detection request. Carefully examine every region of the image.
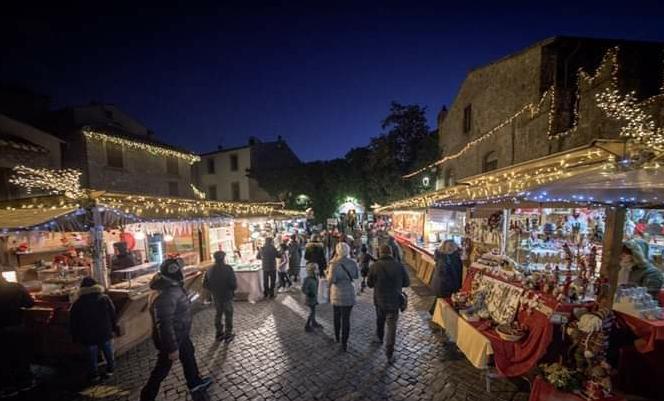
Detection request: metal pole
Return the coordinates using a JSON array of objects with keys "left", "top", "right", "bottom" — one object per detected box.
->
[
  {"left": 500, "top": 209, "right": 511, "bottom": 255},
  {"left": 90, "top": 206, "right": 108, "bottom": 288}
]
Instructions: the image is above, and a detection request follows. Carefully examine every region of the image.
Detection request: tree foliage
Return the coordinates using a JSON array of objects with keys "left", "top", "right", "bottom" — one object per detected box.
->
[{"left": 250, "top": 102, "right": 438, "bottom": 223}]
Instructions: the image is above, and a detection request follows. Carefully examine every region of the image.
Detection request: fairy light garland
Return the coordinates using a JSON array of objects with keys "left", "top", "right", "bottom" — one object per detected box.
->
[
  {"left": 191, "top": 184, "right": 206, "bottom": 199},
  {"left": 404, "top": 47, "right": 622, "bottom": 179},
  {"left": 83, "top": 128, "right": 201, "bottom": 165},
  {"left": 9, "top": 165, "right": 85, "bottom": 199}
]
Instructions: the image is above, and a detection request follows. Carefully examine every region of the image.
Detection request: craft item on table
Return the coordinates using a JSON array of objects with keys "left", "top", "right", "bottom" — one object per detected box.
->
[
  {"left": 613, "top": 286, "right": 663, "bottom": 320},
  {"left": 482, "top": 275, "right": 524, "bottom": 325},
  {"left": 565, "top": 307, "right": 614, "bottom": 400},
  {"left": 540, "top": 362, "right": 583, "bottom": 392},
  {"left": 496, "top": 322, "right": 528, "bottom": 341},
  {"left": 460, "top": 309, "right": 480, "bottom": 322}
]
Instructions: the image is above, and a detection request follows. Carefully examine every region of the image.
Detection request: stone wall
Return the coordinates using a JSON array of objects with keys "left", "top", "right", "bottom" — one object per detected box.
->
[
  {"left": 84, "top": 137, "right": 194, "bottom": 197},
  {"left": 435, "top": 37, "right": 664, "bottom": 186}
]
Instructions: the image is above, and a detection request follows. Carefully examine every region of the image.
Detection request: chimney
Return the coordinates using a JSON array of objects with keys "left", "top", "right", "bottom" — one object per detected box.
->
[
  {"left": 217, "top": 145, "right": 223, "bottom": 150},
  {"left": 147, "top": 129, "right": 155, "bottom": 138},
  {"left": 437, "top": 106, "right": 448, "bottom": 128},
  {"left": 248, "top": 136, "right": 260, "bottom": 146}
]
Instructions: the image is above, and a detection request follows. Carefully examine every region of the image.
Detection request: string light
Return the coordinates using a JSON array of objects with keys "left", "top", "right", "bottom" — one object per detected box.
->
[
  {"left": 82, "top": 128, "right": 201, "bottom": 165},
  {"left": 191, "top": 184, "right": 206, "bottom": 199},
  {"left": 403, "top": 47, "right": 621, "bottom": 179},
  {"left": 9, "top": 165, "right": 85, "bottom": 198}
]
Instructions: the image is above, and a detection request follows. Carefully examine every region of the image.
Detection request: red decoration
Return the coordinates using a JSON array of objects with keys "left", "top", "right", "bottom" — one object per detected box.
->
[{"left": 120, "top": 232, "right": 136, "bottom": 250}]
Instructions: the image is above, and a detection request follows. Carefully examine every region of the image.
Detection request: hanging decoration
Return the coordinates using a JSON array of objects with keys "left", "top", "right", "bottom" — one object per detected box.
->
[
  {"left": 191, "top": 184, "right": 206, "bottom": 199},
  {"left": 9, "top": 165, "right": 85, "bottom": 199},
  {"left": 82, "top": 128, "right": 201, "bottom": 165}
]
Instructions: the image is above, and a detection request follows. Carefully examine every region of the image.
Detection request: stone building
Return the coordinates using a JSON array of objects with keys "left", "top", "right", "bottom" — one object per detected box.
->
[
  {"left": 47, "top": 104, "right": 199, "bottom": 197},
  {"left": 0, "top": 113, "right": 64, "bottom": 200},
  {"left": 426, "top": 36, "right": 664, "bottom": 188},
  {"left": 194, "top": 137, "right": 300, "bottom": 202}
]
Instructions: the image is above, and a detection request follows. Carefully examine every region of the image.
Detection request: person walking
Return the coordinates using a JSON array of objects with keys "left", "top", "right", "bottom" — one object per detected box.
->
[
  {"left": 367, "top": 245, "right": 410, "bottom": 362},
  {"left": 305, "top": 234, "right": 327, "bottom": 277},
  {"left": 327, "top": 242, "right": 359, "bottom": 352},
  {"left": 203, "top": 251, "right": 237, "bottom": 342},
  {"left": 0, "top": 275, "right": 35, "bottom": 397},
  {"left": 387, "top": 236, "right": 402, "bottom": 263},
  {"left": 69, "top": 277, "right": 119, "bottom": 382},
  {"left": 277, "top": 243, "right": 292, "bottom": 292},
  {"left": 140, "top": 258, "right": 212, "bottom": 401},
  {"left": 358, "top": 244, "right": 376, "bottom": 293},
  {"left": 288, "top": 235, "right": 302, "bottom": 283},
  {"left": 302, "top": 263, "right": 322, "bottom": 332},
  {"left": 257, "top": 237, "right": 278, "bottom": 299}
]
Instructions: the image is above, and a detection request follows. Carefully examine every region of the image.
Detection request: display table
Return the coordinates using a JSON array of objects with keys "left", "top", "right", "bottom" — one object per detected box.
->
[
  {"left": 614, "top": 311, "right": 664, "bottom": 353},
  {"left": 395, "top": 236, "right": 436, "bottom": 286},
  {"left": 432, "top": 298, "right": 493, "bottom": 369},
  {"left": 110, "top": 261, "right": 159, "bottom": 282},
  {"left": 528, "top": 377, "right": 624, "bottom": 401},
  {"left": 232, "top": 263, "right": 263, "bottom": 303}
]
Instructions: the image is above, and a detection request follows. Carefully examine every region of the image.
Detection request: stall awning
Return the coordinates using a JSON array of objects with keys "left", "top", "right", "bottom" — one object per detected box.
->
[
  {"left": 0, "top": 206, "right": 80, "bottom": 231},
  {"left": 377, "top": 140, "right": 634, "bottom": 213}
]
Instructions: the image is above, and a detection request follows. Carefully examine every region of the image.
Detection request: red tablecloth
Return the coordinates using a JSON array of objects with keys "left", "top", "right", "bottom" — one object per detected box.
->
[
  {"left": 459, "top": 268, "right": 556, "bottom": 377},
  {"left": 528, "top": 377, "right": 624, "bottom": 401},
  {"left": 615, "top": 311, "right": 664, "bottom": 353}
]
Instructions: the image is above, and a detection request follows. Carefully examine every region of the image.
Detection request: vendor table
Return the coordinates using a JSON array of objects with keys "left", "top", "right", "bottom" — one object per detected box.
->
[
  {"left": 432, "top": 298, "right": 493, "bottom": 369},
  {"left": 110, "top": 261, "right": 159, "bottom": 282},
  {"left": 614, "top": 311, "right": 664, "bottom": 353},
  {"left": 528, "top": 377, "right": 624, "bottom": 401},
  {"left": 232, "top": 264, "right": 263, "bottom": 303},
  {"left": 395, "top": 236, "right": 436, "bottom": 286}
]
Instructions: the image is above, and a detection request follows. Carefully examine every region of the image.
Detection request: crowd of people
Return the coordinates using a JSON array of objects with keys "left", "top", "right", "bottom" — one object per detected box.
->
[{"left": 0, "top": 226, "right": 416, "bottom": 400}]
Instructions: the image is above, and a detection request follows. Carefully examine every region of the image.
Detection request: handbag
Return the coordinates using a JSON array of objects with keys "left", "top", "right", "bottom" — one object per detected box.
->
[
  {"left": 339, "top": 262, "right": 361, "bottom": 295},
  {"left": 399, "top": 291, "right": 408, "bottom": 312}
]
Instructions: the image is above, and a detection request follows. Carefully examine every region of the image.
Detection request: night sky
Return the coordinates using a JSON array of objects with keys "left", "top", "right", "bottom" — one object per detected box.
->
[{"left": 2, "top": 1, "right": 664, "bottom": 161}]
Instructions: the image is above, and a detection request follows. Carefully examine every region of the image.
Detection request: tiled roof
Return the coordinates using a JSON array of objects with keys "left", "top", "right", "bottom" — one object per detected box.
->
[{"left": 0, "top": 133, "right": 49, "bottom": 153}]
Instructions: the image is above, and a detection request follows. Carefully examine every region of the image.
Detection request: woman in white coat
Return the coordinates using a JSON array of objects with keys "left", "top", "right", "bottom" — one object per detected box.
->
[{"left": 326, "top": 242, "right": 359, "bottom": 351}]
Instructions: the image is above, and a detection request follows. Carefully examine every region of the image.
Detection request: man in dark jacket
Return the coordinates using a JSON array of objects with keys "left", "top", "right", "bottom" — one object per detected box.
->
[
  {"left": 70, "top": 277, "right": 119, "bottom": 381},
  {"left": 367, "top": 245, "right": 410, "bottom": 362},
  {"left": 0, "top": 275, "right": 35, "bottom": 394},
  {"left": 203, "top": 251, "right": 237, "bottom": 342},
  {"left": 140, "top": 258, "right": 212, "bottom": 401},
  {"left": 257, "top": 238, "right": 278, "bottom": 299},
  {"left": 304, "top": 234, "right": 327, "bottom": 277},
  {"left": 387, "top": 236, "right": 402, "bottom": 263},
  {"left": 288, "top": 235, "right": 302, "bottom": 283}
]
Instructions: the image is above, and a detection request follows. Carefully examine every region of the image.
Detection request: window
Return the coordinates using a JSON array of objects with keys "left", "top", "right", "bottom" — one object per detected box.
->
[
  {"left": 168, "top": 182, "right": 179, "bottom": 196},
  {"left": 0, "top": 167, "right": 20, "bottom": 200},
  {"left": 230, "top": 154, "right": 239, "bottom": 172},
  {"left": 463, "top": 104, "right": 472, "bottom": 134},
  {"left": 106, "top": 143, "right": 124, "bottom": 168},
  {"left": 444, "top": 168, "right": 456, "bottom": 187},
  {"left": 208, "top": 185, "right": 217, "bottom": 200},
  {"left": 104, "top": 109, "right": 113, "bottom": 119},
  {"left": 231, "top": 181, "right": 240, "bottom": 201},
  {"left": 207, "top": 158, "right": 215, "bottom": 174},
  {"left": 166, "top": 158, "right": 179, "bottom": 175},
  {"left": 483, "top": 151, "right": 498, "bottom": 173}
]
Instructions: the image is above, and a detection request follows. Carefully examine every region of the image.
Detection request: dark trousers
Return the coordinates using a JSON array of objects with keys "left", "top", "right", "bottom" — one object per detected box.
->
[
  {"left": 140, "top": 337, "right": 200, "bottom": 401},
  {"left": 263, "top": 270, "right": 276, "bottom": 297},
  {"left": 333, "top": 305, "right": 353, "bottom": 345},
  {"left": 86, "top": 339, "right": 115, "bottom": 375},
  {"left": 0, "top": 325, "right": 33, "bottom": 387},
  {"left": 306, "top": 304, "right": 317, "bottom": 328},
  {"left": 288, "top": 266, "right": 300, "bottom": 282},
  {"left": 278, "top": 272, "right": 292, "bottom": 288},
  {"left": 213, "top": 298, "right": 233, "bottom": 336},
  {"left": 376, "top": 306, "right": 399, "bottom": 354}
]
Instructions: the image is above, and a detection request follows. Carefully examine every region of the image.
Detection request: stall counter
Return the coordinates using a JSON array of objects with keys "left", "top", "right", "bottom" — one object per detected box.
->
[{"left": 395, "top": 235, "right": 436, "bottom": 286}]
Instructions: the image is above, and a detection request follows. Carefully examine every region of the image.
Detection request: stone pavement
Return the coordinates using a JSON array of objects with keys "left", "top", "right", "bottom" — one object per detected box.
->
[{"left": 21, "top": 271, "right": 530, "bottom": 401}]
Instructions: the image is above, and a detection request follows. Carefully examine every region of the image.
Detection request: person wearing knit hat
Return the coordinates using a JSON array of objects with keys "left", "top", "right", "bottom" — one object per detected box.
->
[
  {"left": 140, "top": 258, "right": 212, "bottom": 401},
  {"left": 203, "top": 251, "right": 237, "bottom": 342},
  {"left": 70, "top": 277, "right": 119, "bottom": 382},
  {"left": 618, "top": 239, "right": 663, "bottom": 298}
]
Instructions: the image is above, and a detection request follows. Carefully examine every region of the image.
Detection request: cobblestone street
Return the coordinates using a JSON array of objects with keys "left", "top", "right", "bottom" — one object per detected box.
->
[{"left": 24, "top": 271, "right": 529, "bottom": 401}]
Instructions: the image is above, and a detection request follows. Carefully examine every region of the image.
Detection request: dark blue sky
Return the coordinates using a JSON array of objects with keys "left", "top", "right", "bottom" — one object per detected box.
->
[{"left": 3, "top": 1, "right": 664, "bottom": 161}]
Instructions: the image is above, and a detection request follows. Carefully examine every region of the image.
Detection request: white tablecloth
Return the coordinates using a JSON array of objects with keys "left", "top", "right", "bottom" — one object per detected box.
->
[
  {"left": 235, "top": 269, "right": 263, "bottom": 303},
  {"left": 431, "top": 298, "right": 493, "bottom": 369}
]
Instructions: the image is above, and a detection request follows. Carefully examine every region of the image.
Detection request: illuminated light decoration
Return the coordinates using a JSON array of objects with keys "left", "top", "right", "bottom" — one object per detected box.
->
[
  {"left": 596, "top": 88, "right": 664, "bottom": 151},
  {"left": 9, "top": 165, "right": 85, "bottom": 199},
  {"left": 403, "top": 47, "right": 621, "bottom": 179},
  {"left": 134, "top": 231, "right": 146, "bottom": 240},
  {"left": 163, "top": 234, "right": 174, "bottom": 242},
  {"left": 82, "top": 128, "right": 201, "bottom": 165},
  {"left": 191, "top": 184, "right": 206, "bottom": 199}
]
